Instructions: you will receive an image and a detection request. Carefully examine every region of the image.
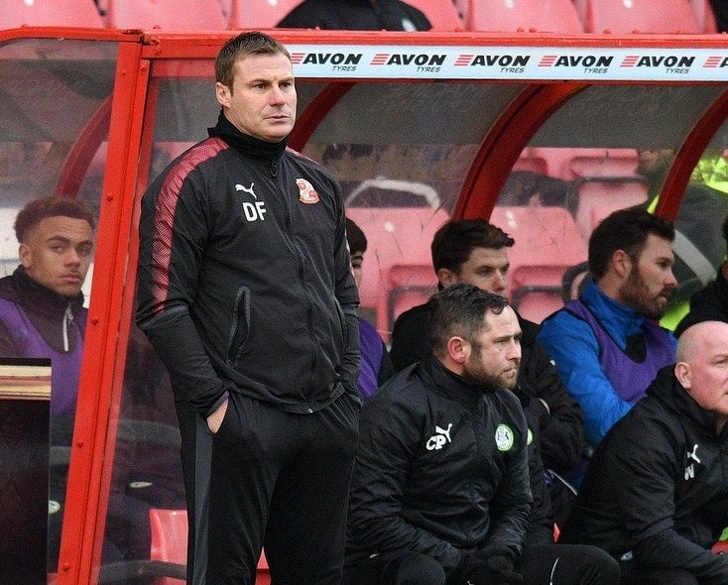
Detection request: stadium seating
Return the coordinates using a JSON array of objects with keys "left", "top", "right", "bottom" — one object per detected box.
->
[
  {"left": 467, "top": 0, "right": 584, "bottom": 33},
  {"left": 106, "top": 0, "right": 227, "bottom": 30},
  {"left": 346, "top": 206, "right": 449, "bottom": 342},
  {"left": 578, "top": 0, "right": 701, "bottom": 33},
  {"left": 563, "top": 148, "right": 648, "bottom": 239},
  {"left": 690, "top": 0, "right": 719, "bottom": 32},
  {"left": 1, "top": 0, "right": 104, "bottom": 29},
  {"left": 228, "top": 0, "right": 303, "bottom": 28},
  {"left": 402, "top": 0, "right": 464, "bottom": 31},
  {"left": 490, "top": 206, "right": 587, "bottom": 323}
]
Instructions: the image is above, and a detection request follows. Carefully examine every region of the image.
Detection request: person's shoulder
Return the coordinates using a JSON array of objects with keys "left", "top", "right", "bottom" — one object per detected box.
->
[
  {"left": 539, "top": 301, "right": 584, "bottom": 332},
  {"left": 393, "top": 301, "right": 431, "bottom": 328},
  {"left": 363, "top": 366, "right": 428, "bottom": 412},
  {"left": 152, "top": 137, "right": 229, "bottom": 186},
  {"left": 284, "top": 147, "right": 339, "bottom": 184},
  {"left": 515, "top": 311, "right": 539, "bottom": 345}
]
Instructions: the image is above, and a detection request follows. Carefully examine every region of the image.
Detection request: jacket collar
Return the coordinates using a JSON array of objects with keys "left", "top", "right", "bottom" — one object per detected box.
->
[
  {"left": 418, "top": 355, "right": 496, "bottom": 406},
  {"left": 207, "top": 110, "right": 288, "bottom": 160},
  {"left": 647, "top": 365, "right": 722, "bottom": 438}
]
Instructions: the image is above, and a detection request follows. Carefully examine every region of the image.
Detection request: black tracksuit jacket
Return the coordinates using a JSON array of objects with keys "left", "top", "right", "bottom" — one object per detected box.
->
[
  {"left": 560, "top": 365, "right": 728, "bottom": 584},
  {"left": 136, "top": 113, "right": 360, "bottom": 417},
  {"left": 345, "top": 357, "right": 532, "bottom": 576}
]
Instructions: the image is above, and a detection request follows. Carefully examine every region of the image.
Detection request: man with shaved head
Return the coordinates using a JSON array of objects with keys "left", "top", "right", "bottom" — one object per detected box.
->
[{"left": 559, "top": 320, "right": 728, "bottom": 584}]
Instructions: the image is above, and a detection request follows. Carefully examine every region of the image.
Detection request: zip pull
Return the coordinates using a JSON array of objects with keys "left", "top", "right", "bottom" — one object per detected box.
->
[{"left": 63, "top": 304, "right": 74, "bottom": 352}]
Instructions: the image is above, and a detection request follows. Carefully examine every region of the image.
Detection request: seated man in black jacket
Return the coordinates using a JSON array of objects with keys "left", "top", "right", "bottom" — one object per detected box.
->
[
  {"left": 390, "top": 219, "right": 585, "bottom": 511},
  {"left": 345, "top": 284, "right": 620, "bottom": 585},
  {"left": 559, "top": 320, "right": 728, "bottom": 585}
]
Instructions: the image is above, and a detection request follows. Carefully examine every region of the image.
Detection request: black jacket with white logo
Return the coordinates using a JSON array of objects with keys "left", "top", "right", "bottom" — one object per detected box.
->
[
  {"left": 136, "top": 113, "right": 360, "bottom": 417},
  {"left": 345, "top": 356, "right": 532, "bottom": 576},
  {"left": 560, "top": 365, "right": 728, "bottom": 584}
]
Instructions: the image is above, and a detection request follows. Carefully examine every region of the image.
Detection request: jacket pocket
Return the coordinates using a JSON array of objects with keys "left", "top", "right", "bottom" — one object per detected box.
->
[{"left": 226, "top": 286, "right": 251, "bottom": 365}]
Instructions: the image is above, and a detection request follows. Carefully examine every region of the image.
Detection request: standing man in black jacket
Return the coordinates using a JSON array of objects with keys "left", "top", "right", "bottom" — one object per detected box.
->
[
  {"left": 136, "top": 31, "right": 360, "bottom": 585},
  {"left": 560, "top": 320, "right": 728, "bottom": 585},
  {"left": 345, "top": 284, "right": 619, "bottom": 585}
]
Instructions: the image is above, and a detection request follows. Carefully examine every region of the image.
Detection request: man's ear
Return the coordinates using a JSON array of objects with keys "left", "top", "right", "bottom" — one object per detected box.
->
[
  {"left": 674, "top": 361, "right": 692, "bottom": 390},
  {"left": 215, "top": 82, "right": 231, "bottom": 109},
  {"left": 446, "top": 335, "right": 468, "bottom": 365},
  {"left": 437, "top": 268, "right": 458, "bottom": 288},
  {"left": 18, "top": 243, "right": 31, "bottom": 268},
  {"left": 612, "top": 249, "right": 632, "bottom": 279}
]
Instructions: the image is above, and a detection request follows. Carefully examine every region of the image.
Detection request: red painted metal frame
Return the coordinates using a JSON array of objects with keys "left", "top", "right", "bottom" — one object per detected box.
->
[
  {"left": 455, "top": 82, "right": 588, "bottom": 219},
  {"left": 4, "top": 27, "right": 728, "bottom": 585},
  {"left": 56, "top": 99, "right": 112, "bottom": 198},
  {"left": 657, "top": 88, "right": 728, "bottom": 219},
  {"left": 55, "top": 39, "right": 152, "bottom": 585}
]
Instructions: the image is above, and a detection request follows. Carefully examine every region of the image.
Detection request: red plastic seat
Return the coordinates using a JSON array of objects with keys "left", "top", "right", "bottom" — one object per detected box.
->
[
  {"left": 564, "top": 148, "right": 641, "bottom": 181},
  {"left": 467, "top": 0, "right": 584, "bottom": 33},
  {"left": 490, "top": 206, "right": 587, "bottom": 323},
  {"left": 580, "top": 0, "right": 700, "bottom": 33},
  {"left": 1, "top": 0, "right": 104, "bottom": 29},
  {"left": 149, "top": 508, "right": 270, "bottom": 585},
  {"left": 346, "top": 207, "right": 449, "bottom": 342},
  {"left": 228, "top": 0, "right": 303, "bottom": 28},
  {"left": 106, "top": 0, "right": 226, "bottom": 30},
  {"left": 562, "top": 148, "right": 648, "bottom": 239},
  {"left": 576, "top": 181, "right": 649, "bottom": 239},
  {"left": 401, "top": 0, "right": 464, "bottom": 30},
  {"left": 386, "top": 263, "right": 439, "bottom": 332}
]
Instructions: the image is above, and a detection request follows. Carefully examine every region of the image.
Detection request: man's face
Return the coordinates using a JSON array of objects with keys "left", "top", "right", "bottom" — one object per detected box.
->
[
  {"left": 678, "top": 323, "right": 728, "bottom": 420},
  {"left": 617, "top": 234, "right": 676, "bottom": 320},
  {"left": 636, "top": 149, "right": 675, "bottom": 180},
  {"left": 215, "top": 52, "right": 297, "bottom": 143},
  {"left": 442, "top": 247, "right": 510, "bottom": 296},
  {"left": 20, "top": 216, "right": 94, "bottom": 297},
  {"left": 462, "top": 305, "right": 522, "bottom": 392}
]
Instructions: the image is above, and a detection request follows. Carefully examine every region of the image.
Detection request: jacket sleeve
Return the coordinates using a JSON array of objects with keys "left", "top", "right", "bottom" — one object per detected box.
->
[
  {"left": 482, "top": 399, "right": 533, "bottom": 561},
  {"left": 538, "top": 311, "right": 633, "bottom": 446},
  {"left": 334, "top": 195, "right": 361, "bottom": 398},
  {"left": 520, "top": 339, "right": 585, "bottom": 472},
  {"left": 522, "top": 405, "right": 555, "bottom": 548},
  {"left": 135, "top": 167, "right": 228, "bottom": 417},
  {"left": 609, "top": 422, "right": 728, "bottom": 584},
  {"left": 347, "top": 393, "right": 464, "bottom": 573}
]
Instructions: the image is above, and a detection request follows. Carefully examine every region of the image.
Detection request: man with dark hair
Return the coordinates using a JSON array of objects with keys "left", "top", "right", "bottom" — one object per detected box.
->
[
  {"left": 391, "top": 218, "right": 584, "bottom": 477},
  {"left": 674, "top": 213, "right": 728, "bottom": 337},
  {"left": 346, "top": 284, "right": 620, "bottom": 585},
  {"left": 277, "top": 0, "right": 432, "bottom": 31},
  {"left": 560, "top": 320, "right": 728, "bottom": 584},
  {"left": 539, "top": 207, "right": 678, "bottom": 449},
  {"left": 0, "top": 195, "right": 95, "bottom": 427},
  {"left": 136, "top": 31, "right": 360, "bottom": 585},
  {"left": 0, "top": 194, "right": 95, "bottom": 570}
]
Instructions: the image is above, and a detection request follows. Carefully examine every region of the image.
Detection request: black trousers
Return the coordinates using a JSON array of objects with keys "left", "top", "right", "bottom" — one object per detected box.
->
[
  {"left": 177, "top": 390, "right": 360, "bottom": 585},
  {"left": 620, "top": 561, "right": 699, "bottom": 585},
  {"left": 343, "top": 543, "right": 621, "bottom": 585}
]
